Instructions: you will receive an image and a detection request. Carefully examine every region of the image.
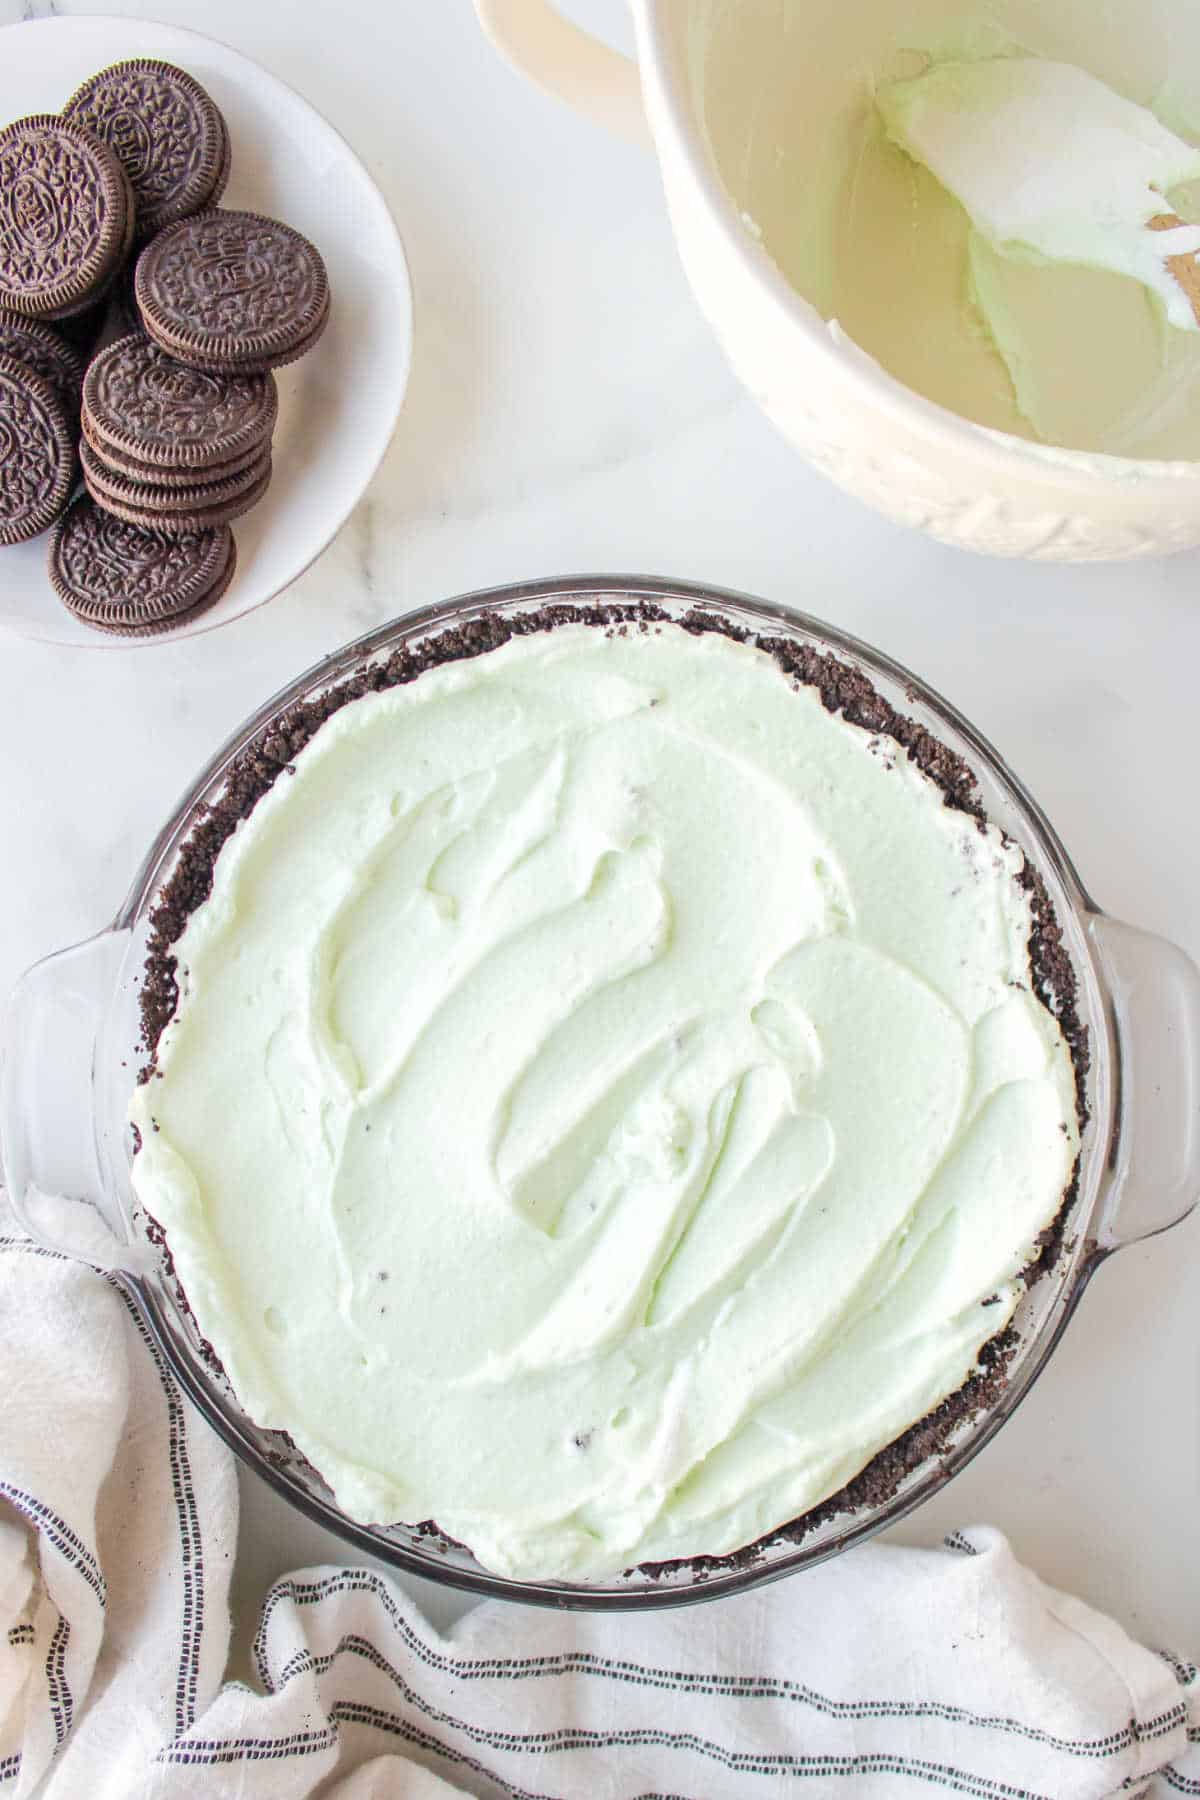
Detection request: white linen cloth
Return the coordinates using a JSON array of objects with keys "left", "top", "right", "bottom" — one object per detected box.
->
[{"left": 1, "top": 1198, "right": 1196, "bottom": 1800}]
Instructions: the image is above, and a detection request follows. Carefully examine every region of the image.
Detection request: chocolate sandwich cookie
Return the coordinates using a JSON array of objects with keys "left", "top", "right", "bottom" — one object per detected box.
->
[
  {"left": 81, "top": 432, "right": 269, "bottom": 506},
  {"left": 135, "top": 209, "right": 329, "bottom": 372},
  {"left": 0, "top": 116, "right": 134, "bottom": 320},
  {"left": 48, "top": 494, "right": 236, "bottom": 634},
  {"left": 64, "top": 60, "right": 230, "bottom": 240},
  {"left": 82, "top": 331, "right": 277, "bottom": 470},
  {"left": 83, "top": 331, "right": 275, "bottom": 471},
  {"left": 0, "top": 309, "right": 85, "bottom": 417},
  {"left": 81, "top": 414, "right": 265, "bottom": 489},
  {"left": 82, "top": 441, "right": 271, "bottom": 534},
  {"left": 0, "top": 352, "right": 76, "bottom": 546}
]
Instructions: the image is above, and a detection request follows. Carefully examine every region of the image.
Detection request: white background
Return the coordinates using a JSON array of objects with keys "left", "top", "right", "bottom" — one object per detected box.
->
[{"left": 0, "top": 0, "right": 1196, "bottom": 1661}]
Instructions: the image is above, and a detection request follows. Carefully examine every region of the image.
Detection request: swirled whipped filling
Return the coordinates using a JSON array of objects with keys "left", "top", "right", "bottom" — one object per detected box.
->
[{"left": 130, "top": 619, "right": 1080, "bottom": 1580}]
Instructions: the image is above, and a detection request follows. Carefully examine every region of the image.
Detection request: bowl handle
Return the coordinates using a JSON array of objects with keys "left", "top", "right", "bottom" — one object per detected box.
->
[
  {"left": 474, "top": 0, "right": 650, "bottom": 144},
  {"left": 0, "top": 931, "right": 145, "bottom": 1271},
  {"left": 1088, "top": 915, "right": 1200, "bottom": 1250}
]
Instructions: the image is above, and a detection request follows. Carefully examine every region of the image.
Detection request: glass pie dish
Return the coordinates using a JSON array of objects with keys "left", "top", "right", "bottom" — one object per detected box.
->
[{"left": 3, "top": 576, "right": 1198, "bottom": 1610}]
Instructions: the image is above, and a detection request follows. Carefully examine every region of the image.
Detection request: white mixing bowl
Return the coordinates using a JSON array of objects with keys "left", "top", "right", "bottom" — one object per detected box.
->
[{"left": 478, "top": 0, "right": 1200, "bottom": 560}]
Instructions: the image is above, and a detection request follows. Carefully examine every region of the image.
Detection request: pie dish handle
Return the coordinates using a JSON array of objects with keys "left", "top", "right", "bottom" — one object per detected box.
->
[
  {"left": 1088, "top": 914, "right": 1200, "bottom": 1250},
  {"left": 0, "top": 931, "right": 146, "bottom": 1273},
  {"left": 473, "top": 0, "right": 650, "bottom": 144}
]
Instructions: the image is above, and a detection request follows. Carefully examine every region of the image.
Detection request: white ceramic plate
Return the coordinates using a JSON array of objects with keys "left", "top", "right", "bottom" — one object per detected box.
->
[{"left": 0, "top": 15, "right": 412, "bottom": 648}]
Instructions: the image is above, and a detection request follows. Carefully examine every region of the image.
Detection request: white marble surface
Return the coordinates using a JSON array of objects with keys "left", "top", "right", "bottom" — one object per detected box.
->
[{"left": 1, "top": 0, "right": 1197, "bottom": 1662}]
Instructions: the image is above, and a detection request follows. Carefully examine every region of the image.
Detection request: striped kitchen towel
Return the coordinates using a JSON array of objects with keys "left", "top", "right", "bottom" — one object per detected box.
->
[{"left": 0, "top": 1198, "right": 1196, "bottom": 1799}]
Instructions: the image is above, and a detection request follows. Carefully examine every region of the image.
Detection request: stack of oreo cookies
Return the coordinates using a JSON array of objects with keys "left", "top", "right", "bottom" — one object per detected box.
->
[
  {"left": 0, "top": 107, "right": 133, "bottom": 552},
  {"left": 0, "top": 56, "right": 331, "bottom": 636},
  {"left": 79, "top": 334, "right": 277, "bottom": 535}
]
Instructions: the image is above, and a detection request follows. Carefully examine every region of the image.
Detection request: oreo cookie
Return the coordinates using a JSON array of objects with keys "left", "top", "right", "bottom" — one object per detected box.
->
[
  {"left": 64, "top": 60, "right": 230, "bottom": 240},
  {"left": 0, "top": 308, "right": 85, "bottom": 418},
  {"left": 81, "top": 432, "right": 270, "bottom": 513},
  {"left": 81, "top": 414, "right": 265, "bottom": 489},
  {"left": 0, "top": 352, "right": 76, "bottom": 546},
  {"left": 82, "top": 331, "right": 277, "bottom": 470},
  {"left": 48, "top": 494, "right": 236, "bottom": 634},
  {"left": 81, "top": 440, "right": 271, "bottom": 535},
  {"left": 135, "top": 209, "right": 329, "bottom": 372},
  {"left": 0, "top": 115, "right": 134, "bottom": 319}
]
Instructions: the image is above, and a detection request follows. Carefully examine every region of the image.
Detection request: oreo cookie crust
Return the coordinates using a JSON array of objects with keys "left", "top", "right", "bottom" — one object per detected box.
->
[
  {"left": 135, "top": 209, "right": 330, "bottom": 372},
  {"left": 64, "top": 60, "right": 230, "bottom": 240},
  {"left": 0, "top": 353, "right": 76, "bottom": 546},
  {"left": 0, "top": 309, "right": 85, "bottom": 417},
  {"left": 48, "top": 494, "right": 235, "bottom": 634},
  {"left": 0, "top": 115, "right": 133, "bottom": 319},
  {"left": 83, "top": 332, "right": 277, "bottom": 469}
]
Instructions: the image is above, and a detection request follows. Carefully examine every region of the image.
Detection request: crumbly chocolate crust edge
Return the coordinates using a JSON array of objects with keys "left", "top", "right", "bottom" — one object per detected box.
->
[{"left": 134, "top": 600, "right": 1090, "bottom": 1581}]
